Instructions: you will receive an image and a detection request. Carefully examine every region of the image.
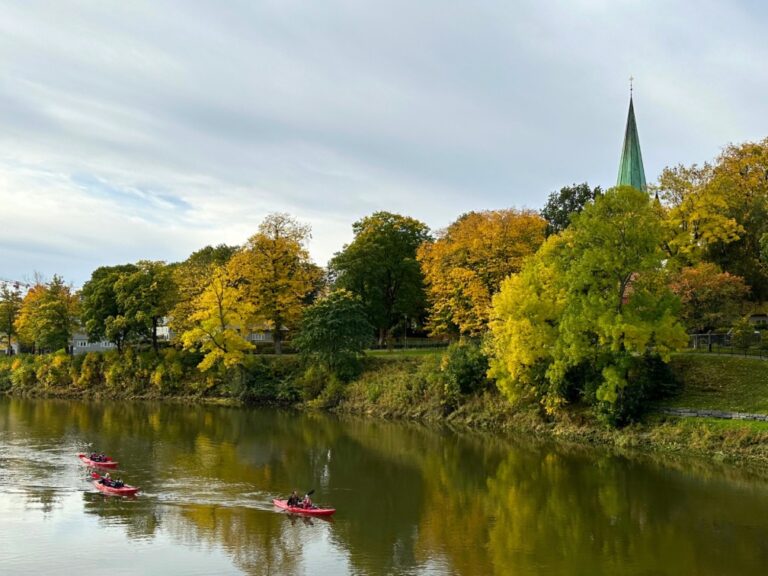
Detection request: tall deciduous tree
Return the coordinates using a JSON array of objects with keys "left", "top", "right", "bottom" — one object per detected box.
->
[
  {"left": 80, "top": 264, "right": 139, "bottom": 351},
  {"left": 657, "top": 139, "right": 768, "bottom": 298},
  {"left": 669, "top": 263, "right": 749, "bottom": 333},
  {"left": 0, "top": 284, "right": 23, "bottom": 354},
  {"left": 656, "top": 163, "right": 741, "bottom": 265},
  {"left": 294, "top": 289, "right": 373, "bottom": 379},
  {"left": 705, "top": 139, "right": 768, "bottom": 299},
  {"left": 114, "top": 261, "right": 177, "bottom": 352},
  {"left": 15, "top": 275, "right": 79, "bottom": 352},
  {"left": 229, "top": 213, "right": 321, "bottom": 354},
  {"left": 330, "top": 211, "right": 430, "bottom": 346},
  {"left": 169, "top": 244, "right": 238, "bottom": 341},
  {"left": 540, "top": 182, "right": 601, "bottom": 235},
  {"left": 417, "top": 209, "right": 546, "bottom": 337},
  {"left": 488, "top": 187, "right": 687, "bottom": 420},
  {"left": 181, "top": 265, "right": 255, "bottom": 371}
]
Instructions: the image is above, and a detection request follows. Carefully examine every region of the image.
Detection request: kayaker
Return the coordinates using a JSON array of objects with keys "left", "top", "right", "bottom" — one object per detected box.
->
[
  {"left": 302, "top": 494, "right": 313, "bottom": 509},
  {"left": 287, "top": 491, "right": 300, "bottom": 507}
]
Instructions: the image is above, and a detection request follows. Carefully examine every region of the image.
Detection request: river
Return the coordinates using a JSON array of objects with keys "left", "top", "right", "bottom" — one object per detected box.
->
[{"left": 1, "top": 397, "right": 767, "bottom": 575}]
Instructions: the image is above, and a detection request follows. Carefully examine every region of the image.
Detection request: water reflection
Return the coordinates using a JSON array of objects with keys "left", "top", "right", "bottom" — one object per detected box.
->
[{"left": 2, "top": 396, "right": 768, "bottom": 575}]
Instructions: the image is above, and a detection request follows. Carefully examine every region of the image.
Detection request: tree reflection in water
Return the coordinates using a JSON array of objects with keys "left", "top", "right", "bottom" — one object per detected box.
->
[{"left": 3, "top": 397, "right": 768, "bottom": 575}]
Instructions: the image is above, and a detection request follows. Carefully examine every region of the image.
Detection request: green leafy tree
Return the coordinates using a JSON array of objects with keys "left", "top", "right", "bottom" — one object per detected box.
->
[
  {"left": 0, "top": 284, "right": 23, "bottom": 354},
  {"left": 294, "top": 289, "right": 373, "bottom": 379},
  {"left": 489, "top": 187, "right": 688, "bottom": 423},
  {"left": 80, "top": 264, "right": 139, "bottom": 351},
  {"left": 330, "top": 211, "right": 431, "bottom": 346},
  {"left": 540, "top": 182, "right": 601, "bottom": 235},
  {"left": 114, "top": 261, "right": 177, "bottom": 351}
]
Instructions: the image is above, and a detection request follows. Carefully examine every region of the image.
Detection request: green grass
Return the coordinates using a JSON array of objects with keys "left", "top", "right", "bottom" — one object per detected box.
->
[
  {"left": 647, "top": 413, "right": 768, "bottom": 432},
  {"left": 665, "top": 354, "right": 768, "bottom": 414}
]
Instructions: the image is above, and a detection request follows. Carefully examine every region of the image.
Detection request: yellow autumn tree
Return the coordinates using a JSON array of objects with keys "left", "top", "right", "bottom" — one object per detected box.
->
[
  {"left": 228, "top": 213, "right": 323, "bottom": 354},
  {"left": 656, "top": 163, "right": 741, "bottom": 263},
  {"left": 486, "top": 233, "right": 568, "bottom": 408},
  {"left": 417, "top": 209, "right": 546, "bottom": 337},
  {"left": 169, "top": 244, "right": 238, "bottom": 342},
  {"left": 180, "top": 265, "right": 255, "bottom": 371},
  {"left": 658, "top": 138, "right": 768, "bottom": 298},
  {"left": 15, "top": 275, "right": 79, "bottom": 352}
]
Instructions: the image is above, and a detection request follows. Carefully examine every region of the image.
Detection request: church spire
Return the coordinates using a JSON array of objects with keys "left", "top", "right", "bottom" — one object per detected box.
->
[{"left": 616, "top": 83, "right": 647, "bottom": 191}]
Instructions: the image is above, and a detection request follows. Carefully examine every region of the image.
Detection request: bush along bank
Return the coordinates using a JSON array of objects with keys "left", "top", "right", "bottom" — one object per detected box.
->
[
  {"left": 4, "top": 345, "right": 768, "bottom": 469},
  {"left": 0, "top": 349, "right": 303, "bottom": 403},
  {"left": 331, "top": 350, "right": 768, "bottom": 469}
]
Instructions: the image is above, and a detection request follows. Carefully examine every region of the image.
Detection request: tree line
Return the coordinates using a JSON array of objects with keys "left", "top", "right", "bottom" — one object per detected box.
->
[{"left": 2, "top": 138, "right": 767, "bottom": 421}]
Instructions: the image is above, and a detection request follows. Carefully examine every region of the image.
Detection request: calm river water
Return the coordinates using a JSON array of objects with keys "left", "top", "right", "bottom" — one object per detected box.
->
[{"left": 1, "top": 397, "right": 768, "bottom": 575}]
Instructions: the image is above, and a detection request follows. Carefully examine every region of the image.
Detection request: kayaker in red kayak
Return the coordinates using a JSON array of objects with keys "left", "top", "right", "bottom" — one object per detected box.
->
[
  {"left": 287, "top": 490, "right": 300, "bottom": 507},
  {"left": 97, "top": 473, "right": 125, "bottom": 488},
  {"left": 89, "top": 452, "right": 107, "bottom": 462},
  {"left": 301, "top": 493, "right": 313, "bottom": 509}
]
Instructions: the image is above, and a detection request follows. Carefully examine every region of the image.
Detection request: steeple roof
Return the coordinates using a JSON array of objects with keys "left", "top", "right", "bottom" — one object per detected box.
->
[{"left": 616, "top": 96, "right": 647, "bottom": 191}]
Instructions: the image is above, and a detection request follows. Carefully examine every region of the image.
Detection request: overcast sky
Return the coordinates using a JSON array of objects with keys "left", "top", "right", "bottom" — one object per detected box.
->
[{"left": 1, "top": 0, "right": 767, "bottom": 286}]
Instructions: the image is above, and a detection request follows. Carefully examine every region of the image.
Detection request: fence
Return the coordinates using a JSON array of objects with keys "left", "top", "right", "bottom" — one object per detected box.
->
[{"left": 687, "top": 332, "right": 768, "bottom": 359}]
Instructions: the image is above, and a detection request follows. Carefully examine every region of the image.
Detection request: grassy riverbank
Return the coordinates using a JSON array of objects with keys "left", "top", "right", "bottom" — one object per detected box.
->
[
  {"left": 335, "top": 352, "right": 768, "bottom": 468},
  {"left": 3, "top": 349, "right": 768, "bottom": 467}
]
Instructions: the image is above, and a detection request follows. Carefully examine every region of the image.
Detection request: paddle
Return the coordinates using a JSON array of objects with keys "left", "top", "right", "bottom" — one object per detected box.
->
[{"left": 302, "top": 489, "right": 316, "bottom": 509}]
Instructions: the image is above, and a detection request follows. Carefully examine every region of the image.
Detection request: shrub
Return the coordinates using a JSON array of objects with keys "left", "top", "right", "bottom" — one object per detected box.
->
[
  {"left": 309, "top": 374, "right": 346, "bottom": 409},
  {"left": 439, "top": 340, "right": 490, "bottom": 394},
  {"left": 77, "top": 352, "right": 103, "bottom": 389},
  {"left": 10, "top": 356, "right": 37, "bottom": 391},
  {"left": 236, "top": 355, "right": 303, "bottom": 402},
  {"left": 35, "top": 352, "right": 73, "bottom": 389},
  {"left": 586, "top": 353, "right": 678, "bottom": 427},
  {"left": 296, "top": 364, "right": 331, "bottom": 402},
  {"left": 0, "top": 357, "right": 13, "bottom": 391},
  {"left": 150, "top": 348, "right": 185, "bottom": 394}
]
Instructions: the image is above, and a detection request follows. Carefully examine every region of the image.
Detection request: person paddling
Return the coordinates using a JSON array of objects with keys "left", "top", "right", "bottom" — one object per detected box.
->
[
  {"left": 302, "top": 493, "right": 313, "bottom": 509},
  {"left": 287, "top": 490, "right": 300, "bottom": 507}
]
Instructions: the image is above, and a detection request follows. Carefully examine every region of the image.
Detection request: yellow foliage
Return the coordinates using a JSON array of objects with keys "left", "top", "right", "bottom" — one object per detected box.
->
[
  {"left": 486, "top": 234, "right": 567, "bottom": 406},
  {"left": 418, "top": 209, "right": 546, "bottom": 337},
  {"left": 180, "top": 266, "right": 255, "bottom": 371},
  {"left": 227, "top": 213, "right": 321, "bottom": 352}
]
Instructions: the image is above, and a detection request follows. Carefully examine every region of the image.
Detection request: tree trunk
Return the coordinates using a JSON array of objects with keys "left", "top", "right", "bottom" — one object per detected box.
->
[{"left": 274, "top": 331, "right": 282, "bottom": 355}]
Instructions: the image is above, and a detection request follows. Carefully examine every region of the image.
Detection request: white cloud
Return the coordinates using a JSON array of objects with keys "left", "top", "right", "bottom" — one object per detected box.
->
[{"left": 0, "top": 0, "right": 766, "bottom": 285}]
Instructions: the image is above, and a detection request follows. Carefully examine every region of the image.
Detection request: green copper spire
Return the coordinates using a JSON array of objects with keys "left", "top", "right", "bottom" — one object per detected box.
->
[{"left": 616, "top": 95, "right": 647, "bottom": 191}]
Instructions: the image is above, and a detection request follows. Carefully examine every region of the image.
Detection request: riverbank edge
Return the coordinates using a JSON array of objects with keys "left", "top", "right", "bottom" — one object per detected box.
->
[{"left": 3, "top": 352, "right": 768, "bottom": 470}]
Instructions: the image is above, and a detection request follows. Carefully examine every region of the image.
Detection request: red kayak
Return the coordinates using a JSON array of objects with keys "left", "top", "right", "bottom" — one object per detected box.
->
[
  {"left": 273, "top": 499, "right": 335, "bottom": 516},
  {"left": 91, "top": 474, "right": 139, "bottom": 496},
  {"left": 78, "top": 453, "right": 119, "bottom": 469}
]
